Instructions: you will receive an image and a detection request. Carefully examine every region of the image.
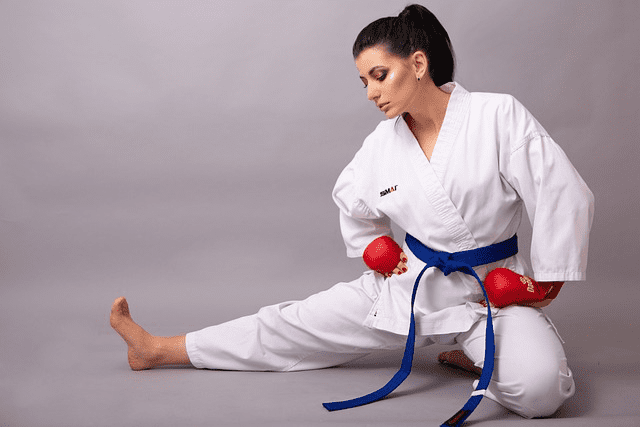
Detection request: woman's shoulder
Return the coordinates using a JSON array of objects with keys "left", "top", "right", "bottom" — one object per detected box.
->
[
  {"left": 368, "top": 117, "right": 400, "bottom": 138},
  {"left": 357, "top": 117, "right": 400, "bottom": 152},
  {"left": 463, "top": 87, "right": 549, "bottom": 148},
  {"left": 467, "top": 88, "right": 521, "bottom": 111},
  {"left": 343, "top": 117, "right": 401, "bottom": 177},
  {"left": 465, "top": 87, "right": 536, "bottom": 120}
]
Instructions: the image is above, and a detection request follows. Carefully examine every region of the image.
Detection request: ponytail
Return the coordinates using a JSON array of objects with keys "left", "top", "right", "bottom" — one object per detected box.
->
[{"left": 353, "top": 4, "right": 455, "bottom": 86}]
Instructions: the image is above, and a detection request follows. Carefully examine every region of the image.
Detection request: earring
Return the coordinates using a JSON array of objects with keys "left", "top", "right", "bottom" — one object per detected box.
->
[{"left": 417, "top": 77, "right": 421, "bottom": 81}]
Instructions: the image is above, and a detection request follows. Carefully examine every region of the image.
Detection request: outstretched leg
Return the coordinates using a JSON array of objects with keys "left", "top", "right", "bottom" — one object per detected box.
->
[
  {"left": 110, "top": 297, "right": 192, "bottom": 370},
  {"left": 185, "top": 278, "right": 411, "bottom": 372}
]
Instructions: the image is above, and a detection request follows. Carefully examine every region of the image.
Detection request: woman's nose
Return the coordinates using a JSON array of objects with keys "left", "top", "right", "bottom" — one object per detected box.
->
[{"left": 367, "top": 86, "right": 379, "bottom": 102}]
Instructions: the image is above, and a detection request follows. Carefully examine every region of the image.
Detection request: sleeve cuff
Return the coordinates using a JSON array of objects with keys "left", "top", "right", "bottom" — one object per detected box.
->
[{"left": 533, "top": 271, "right": 586, "bottom": 282}]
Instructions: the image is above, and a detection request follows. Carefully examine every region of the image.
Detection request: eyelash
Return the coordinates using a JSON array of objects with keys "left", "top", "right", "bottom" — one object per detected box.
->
[{"left": 363, "top": 71, "right": 388, "bottom": 88}]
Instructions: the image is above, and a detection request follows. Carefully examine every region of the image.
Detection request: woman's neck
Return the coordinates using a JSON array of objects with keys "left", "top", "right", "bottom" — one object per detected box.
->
[{"left": 404, "top": 83, "right": 451, "bottom": 137}]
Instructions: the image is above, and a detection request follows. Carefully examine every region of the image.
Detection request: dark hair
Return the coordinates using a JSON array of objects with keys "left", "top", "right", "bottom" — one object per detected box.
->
[{"left": 352, "top": 4, "right": 455, "bottom": 86}]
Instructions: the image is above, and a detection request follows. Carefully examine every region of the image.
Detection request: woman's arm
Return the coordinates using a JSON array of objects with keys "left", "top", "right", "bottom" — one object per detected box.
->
[{"left": 500, "top": 98, "right": 594, "bottom": 285}]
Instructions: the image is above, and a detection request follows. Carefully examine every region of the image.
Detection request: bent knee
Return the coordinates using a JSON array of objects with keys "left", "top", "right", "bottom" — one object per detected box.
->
[{"left": 492, "top": 359, "right": 575, "bottom": 418}]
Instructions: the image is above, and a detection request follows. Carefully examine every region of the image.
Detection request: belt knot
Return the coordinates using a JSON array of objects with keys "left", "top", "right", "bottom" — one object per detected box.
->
[{"left": 430, "top": 251, "right": 465, "bottom": 276}]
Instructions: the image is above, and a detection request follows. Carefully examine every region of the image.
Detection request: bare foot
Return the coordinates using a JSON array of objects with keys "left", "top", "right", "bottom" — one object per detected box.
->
[
  {"left": 438, "top": 350, "right": 482, "bottom": 375},
  {"left": 110, "top": 297, "right": 160, "bottom": 370}
]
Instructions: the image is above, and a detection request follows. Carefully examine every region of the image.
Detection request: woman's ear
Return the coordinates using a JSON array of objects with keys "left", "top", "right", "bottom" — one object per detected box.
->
[{"left": 411, "top": 50, "right": 428, "bottom": 81}]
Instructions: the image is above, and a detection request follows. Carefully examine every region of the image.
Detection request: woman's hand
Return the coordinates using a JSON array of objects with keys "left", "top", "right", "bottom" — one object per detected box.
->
[
  {"left": 363, "top": 236, "right": 409, "bottom": 277},
  {"left": 484, "top": 269, "right": 565, "bottom": 308},
  {"left": 385, "top": 252, "right": 408, "bottom": 278}
]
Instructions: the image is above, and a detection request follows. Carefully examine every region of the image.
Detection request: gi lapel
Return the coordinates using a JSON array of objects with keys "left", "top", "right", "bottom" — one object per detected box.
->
[{"left": 400, "top": 83, "right": 477, "bottom": 252}]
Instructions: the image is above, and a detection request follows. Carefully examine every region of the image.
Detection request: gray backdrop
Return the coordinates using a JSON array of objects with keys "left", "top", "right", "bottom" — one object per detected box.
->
[{"left": 1, "top": 1, "right": 639, "bottom": 426}]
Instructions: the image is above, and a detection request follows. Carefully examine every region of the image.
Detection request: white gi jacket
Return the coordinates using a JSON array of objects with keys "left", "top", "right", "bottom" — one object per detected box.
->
[{"left": 332, "top": 82, "right": 594, "bottom": 336}]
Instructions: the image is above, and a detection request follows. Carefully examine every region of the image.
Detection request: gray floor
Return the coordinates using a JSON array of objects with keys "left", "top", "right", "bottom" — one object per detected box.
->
[{"left": 2, "top": 266, "right": 639, "bottom": 427}]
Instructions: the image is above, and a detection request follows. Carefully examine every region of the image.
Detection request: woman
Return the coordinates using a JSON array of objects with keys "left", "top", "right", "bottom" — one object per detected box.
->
[{"left": 111, "top": 4, "right": 593, "bottom": 422}]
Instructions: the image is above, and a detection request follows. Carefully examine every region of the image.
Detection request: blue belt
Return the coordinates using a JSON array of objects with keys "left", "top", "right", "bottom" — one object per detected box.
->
[{"left": 323, "top": 234, "right": 518, "bottom": 427}]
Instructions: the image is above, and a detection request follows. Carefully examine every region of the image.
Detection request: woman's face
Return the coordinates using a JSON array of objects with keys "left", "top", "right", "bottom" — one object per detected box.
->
[{"left": 355, "top": 45, "right": 420, "bottom": 119}]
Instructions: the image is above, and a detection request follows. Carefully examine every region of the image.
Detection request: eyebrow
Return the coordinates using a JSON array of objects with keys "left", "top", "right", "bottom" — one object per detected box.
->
[{"left": 359, "top": 66, "right": 386, "bottom": 79}]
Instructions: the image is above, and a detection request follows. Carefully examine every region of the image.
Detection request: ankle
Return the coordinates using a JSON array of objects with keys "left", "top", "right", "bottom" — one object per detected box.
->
[{"left": 152, "top": 336, "right": 190, "bottom": 367}]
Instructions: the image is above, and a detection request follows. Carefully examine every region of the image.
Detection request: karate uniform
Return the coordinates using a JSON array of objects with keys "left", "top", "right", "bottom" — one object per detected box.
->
[{"left": 185, "top": 83, "right": 594, "bottom": 418}]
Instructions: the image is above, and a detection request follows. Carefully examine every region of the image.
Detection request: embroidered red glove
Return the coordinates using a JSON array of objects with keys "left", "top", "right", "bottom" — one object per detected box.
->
[
  {"left": 363, "top": 236, "right": 403, "bottom": 275},
  {"left": 484, "top": 268, "right": 562, "bottom": 308}
]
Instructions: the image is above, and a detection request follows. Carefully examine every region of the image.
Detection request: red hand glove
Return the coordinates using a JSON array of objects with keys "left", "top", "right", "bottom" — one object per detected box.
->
[
  {"left": 363, "top": 236, "right": 403, "bottom": 275},
  {"left": 484, "top": 268, "right": 561, "bottom": 308}
]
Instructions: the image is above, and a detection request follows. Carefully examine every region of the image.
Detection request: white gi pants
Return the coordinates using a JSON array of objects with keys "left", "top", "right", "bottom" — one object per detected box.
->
[{"left": 185, "top": 278, "right": 575, "bottom": 419}]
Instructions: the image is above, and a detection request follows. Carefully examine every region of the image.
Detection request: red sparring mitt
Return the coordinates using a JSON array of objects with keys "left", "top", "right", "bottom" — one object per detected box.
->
[
  {"left": 363, "top": 236, "right": 403, "bottom": 275},
  {"left": 484, "top": 268, "right": 563, "bottom": 308}
]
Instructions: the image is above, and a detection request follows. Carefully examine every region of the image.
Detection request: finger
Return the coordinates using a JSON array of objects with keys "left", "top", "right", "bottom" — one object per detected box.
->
[
  {"left": 399, "top": 252, "right": 408, "bottom": 263},
  {"left": 396, "top": 258, "right": 408, "bottom": 273},
  {"left": 393, "top": 267, "right": 402, "bottom": 275}
]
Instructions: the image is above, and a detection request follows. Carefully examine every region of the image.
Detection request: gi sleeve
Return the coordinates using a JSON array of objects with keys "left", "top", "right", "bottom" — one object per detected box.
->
[
  {"left": 504, "top": 132, "right": 594, "bottom": 282},
  {"left": 332, "top": 156, "right": 393, "bottom": 258}
]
